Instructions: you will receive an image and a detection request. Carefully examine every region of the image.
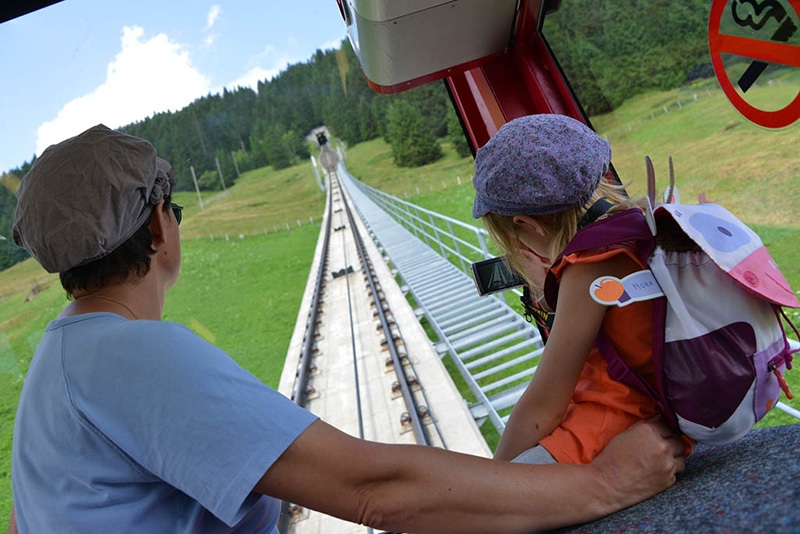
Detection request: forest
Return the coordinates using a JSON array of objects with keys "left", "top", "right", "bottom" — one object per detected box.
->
[
  {"left": 542, "top": 0, "right": 713, "bottom": 115},
  {"left": 0, "top": 0, "right": 714, "bottom": 271}
]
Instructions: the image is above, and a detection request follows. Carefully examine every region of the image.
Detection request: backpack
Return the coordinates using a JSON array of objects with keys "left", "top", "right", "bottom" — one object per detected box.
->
[{"left": 542, "top": 157, "right": 799, "bottom": 445}]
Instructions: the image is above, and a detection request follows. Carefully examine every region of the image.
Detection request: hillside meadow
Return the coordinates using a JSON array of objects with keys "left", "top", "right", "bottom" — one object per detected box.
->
[{"left": 2, "top": 81, "right": 800, "bottom": 519}]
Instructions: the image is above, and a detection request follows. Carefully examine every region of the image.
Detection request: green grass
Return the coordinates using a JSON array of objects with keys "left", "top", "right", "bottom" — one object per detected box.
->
[
  {"left": 2, "top": 79, "right": 800, "bottom": 520},
  {"left": 172, "top": 161, "right": 326, "bottom": 240},
  {"left": 343, "top": 140, "right": 477, "bottom": 212},
  {"left": 592, "top": 69, "right": 800, "bottom": 228},
  {"left": 164, "top": 227, "right": 320, "bottom": 387}
]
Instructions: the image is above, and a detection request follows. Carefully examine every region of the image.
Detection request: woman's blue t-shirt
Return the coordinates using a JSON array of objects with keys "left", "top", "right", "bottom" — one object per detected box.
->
[{"left": 12, "top": 313, "right": 317, "bottom": 533}]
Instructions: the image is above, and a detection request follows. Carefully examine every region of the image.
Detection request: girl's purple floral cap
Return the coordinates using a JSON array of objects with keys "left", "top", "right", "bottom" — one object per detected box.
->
[{"left": 472, "top": 114, "right": 612, "bottom": 218}]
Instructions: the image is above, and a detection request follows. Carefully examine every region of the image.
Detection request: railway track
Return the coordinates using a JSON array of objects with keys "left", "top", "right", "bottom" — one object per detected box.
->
[{"left": 278, "top": 156, "right": 489, "bottom": 533}]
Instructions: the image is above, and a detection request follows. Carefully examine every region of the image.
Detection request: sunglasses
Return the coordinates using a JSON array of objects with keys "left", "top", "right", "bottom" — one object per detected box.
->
[{"left": 171, "top": 203, "right": 183, "bottom": 225}]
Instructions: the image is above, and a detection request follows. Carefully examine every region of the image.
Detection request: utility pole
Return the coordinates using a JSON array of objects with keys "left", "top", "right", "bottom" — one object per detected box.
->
[
  {"left": 231, "top": 151, "right": 241, "bottom": 179},
  {"left": 190, "top": 165, "right": 204, "bottom": 211},
  {"left": 214, "top": 156, "right": 228, "bottom": 193}
]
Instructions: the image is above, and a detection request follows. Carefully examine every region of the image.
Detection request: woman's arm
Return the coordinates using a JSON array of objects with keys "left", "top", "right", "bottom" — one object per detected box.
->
[{"left": 256, "top": 417, "right": 684, "bottom": 533}]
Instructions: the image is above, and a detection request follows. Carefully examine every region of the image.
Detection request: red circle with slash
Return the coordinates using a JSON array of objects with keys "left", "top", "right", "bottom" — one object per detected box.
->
[{"left": 709, "top": 0, "right": 800, "bottom": 128}]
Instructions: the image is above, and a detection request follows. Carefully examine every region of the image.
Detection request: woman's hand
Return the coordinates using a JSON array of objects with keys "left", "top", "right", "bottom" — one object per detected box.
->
[{"left": 590, "top": 417, "right": 685, "bottom": 512}]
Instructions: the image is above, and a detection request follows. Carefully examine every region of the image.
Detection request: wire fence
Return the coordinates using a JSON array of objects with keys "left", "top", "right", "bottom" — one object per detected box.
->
[{"left": 181, "top": 217, "right": 322, "bottom": 243}]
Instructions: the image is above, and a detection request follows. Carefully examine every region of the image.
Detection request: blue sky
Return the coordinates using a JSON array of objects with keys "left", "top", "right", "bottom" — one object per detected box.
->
[{"left": 0, "top": 0, "right": 347, "bottom": 174}]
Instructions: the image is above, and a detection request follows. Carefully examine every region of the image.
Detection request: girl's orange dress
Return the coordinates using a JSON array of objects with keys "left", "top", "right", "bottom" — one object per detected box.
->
[{"left": 539, "top": 243, "right": 693, "bottom": 464}]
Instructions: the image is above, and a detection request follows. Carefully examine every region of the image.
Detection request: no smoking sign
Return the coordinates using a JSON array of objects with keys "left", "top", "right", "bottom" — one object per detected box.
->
[{"left": 709, "top": 0, "right": 800, "bottom": 128}]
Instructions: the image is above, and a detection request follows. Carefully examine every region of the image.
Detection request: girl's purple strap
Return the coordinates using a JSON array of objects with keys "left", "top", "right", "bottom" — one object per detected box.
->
[{"left": 544, "top": 208, "right": 654, "bottom": 310}]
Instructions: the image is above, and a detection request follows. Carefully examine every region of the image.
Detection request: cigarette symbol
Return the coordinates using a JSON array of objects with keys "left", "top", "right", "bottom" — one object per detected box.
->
[{"left": 731, "top": 0, "right": 798, "bottom": 92}]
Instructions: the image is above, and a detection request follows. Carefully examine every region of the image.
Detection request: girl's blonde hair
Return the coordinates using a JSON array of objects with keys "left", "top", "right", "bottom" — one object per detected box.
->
[{"left": 482, "top": 177, "right": 647, "bottom": 292}]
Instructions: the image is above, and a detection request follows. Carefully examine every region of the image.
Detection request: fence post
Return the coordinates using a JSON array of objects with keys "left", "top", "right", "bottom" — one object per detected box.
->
[
  {"left": 215, "top": 156, "right": 228, "bottom": 192},
  {"left": 190, "top": 166, "right": 204, "bottom": 211},
  {"left": 231, "top": 151, "right": 241, "bottom": 179}
]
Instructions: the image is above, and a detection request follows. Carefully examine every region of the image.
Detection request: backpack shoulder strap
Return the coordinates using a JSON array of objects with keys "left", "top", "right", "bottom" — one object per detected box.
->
[
  {"left": 543, "top": 208, "right": 655, "bottom": 310},
  {"left": 578, "top": 198, "right": 615, "bottom": 229},
  {"left": 596, "top": 323, "right": 676, "bottom": 429}
]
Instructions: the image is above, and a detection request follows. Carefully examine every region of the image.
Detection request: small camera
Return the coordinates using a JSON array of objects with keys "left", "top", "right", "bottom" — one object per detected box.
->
[{"left": 471, "top": 256, "right": 525, "bottom": 296}]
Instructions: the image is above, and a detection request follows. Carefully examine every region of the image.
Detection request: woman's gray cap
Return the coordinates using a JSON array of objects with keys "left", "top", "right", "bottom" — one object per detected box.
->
[
  {"left": 12, "top": 124, "right": 172, "bottom": 273},
  {"left": 472, "top": 114, "right": 611, "bottom": 218}
]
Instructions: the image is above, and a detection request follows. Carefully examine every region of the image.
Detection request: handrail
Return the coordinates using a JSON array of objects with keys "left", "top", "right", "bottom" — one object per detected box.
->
[{"left": 348, "top": 179, "right": 522, "bottom": 307}]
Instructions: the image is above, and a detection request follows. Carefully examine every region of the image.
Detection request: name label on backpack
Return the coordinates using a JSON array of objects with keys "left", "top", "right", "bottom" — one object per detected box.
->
[{"left": 590, "top": 271, "right": 664, "bottom": 307}]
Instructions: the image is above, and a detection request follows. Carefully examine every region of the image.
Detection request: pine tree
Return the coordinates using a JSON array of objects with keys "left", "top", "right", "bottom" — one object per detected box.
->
[{"left": 386, "top": 99, "right": 442, "bottom": 167}]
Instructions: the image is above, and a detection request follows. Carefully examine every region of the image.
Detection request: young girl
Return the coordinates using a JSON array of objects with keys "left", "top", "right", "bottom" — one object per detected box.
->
[{"left": 472, "top": 114, "right": 691, "bottom": 465}]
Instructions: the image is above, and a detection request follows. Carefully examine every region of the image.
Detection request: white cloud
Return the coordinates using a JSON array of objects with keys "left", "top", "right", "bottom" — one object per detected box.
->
[
  {"left": 202, "top": 4, "right": 221, "bottom": 46},
  {"left": 220, "top": 45, "right": 293, "bottom": 92},
  {"left": 205, "top": 5, "right": 221, "bottom": 30},
  {"left": 224, "top": 66, "right": 280, "bottom": 91},
  {"left": 318, "top": 37, "right": 345, "bottom": 52},
  {"left": 36, "top": 26, "right": 210, "bottom": 155},
  {"left": 250, "top": 45, "right": 278, "bottom": 65}
]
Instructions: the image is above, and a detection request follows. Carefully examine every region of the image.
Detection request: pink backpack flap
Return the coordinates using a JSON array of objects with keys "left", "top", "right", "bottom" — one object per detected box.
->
[{"left": 655, "top": 202, "right": 799, "bottom": 308}]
